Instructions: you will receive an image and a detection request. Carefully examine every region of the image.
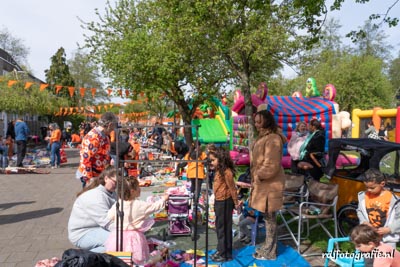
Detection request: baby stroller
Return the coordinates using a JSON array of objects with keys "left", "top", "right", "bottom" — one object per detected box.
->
[{"left": 165, "top": 195, "right": 192, "bottom": 237}]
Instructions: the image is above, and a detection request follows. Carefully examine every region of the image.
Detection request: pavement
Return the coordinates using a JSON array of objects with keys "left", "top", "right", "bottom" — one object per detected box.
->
[{"left": 0, "top": 148, "right": 330, "bottom": 267}]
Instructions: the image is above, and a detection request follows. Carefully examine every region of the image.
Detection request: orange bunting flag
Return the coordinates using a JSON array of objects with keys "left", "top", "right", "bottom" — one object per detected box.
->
[
  {"left": 104, "top": 105, "right": 108, "bottom": 111},
  {"left": 55, "top": 85, "right": 63, "bottom": 94},
  {"left": 118, "top": 89, "right": 122, "bottom": 97},
  {"left": 40, "top": 83, "right": 49, "bottom": 91},
  {"left": 109, "top": 104, "right": 114, "bottom": 109},
  {"left": 80, "top": 88, "right": 85, "bottom": 97},
  {"left": 24, "top": 82, "right": 34, "bottom": 89},
  {"left": 7, "top": 80, "right": 17, "bottom": 87},
  {"left": 107, "top": 88, "right": 112, "bottom": 96},
  {"left": 91, "top": 88, "right": 96, "bottom": 98},
  {"left": 97, "top": 105, "right": 102, "bottom": 112},
  {"left": 68, "top": 86, "right": 75, "bottom": 97},
  {"left": 125, "top": 89, "right": 130, "bottom": 97}
]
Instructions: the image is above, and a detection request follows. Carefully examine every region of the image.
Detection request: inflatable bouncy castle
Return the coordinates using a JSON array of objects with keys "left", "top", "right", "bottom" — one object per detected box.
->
[{"left": 230, "top": 81, "right": 350, "bottom": 168}]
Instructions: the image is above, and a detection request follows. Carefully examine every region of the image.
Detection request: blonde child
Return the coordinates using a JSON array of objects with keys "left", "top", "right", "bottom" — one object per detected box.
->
[
  {"left": 105, "top": 177, "right": 169, "bottom": 264},
  {"left": 357, "top": 168, "right": 400, "bottom": 248},
  {"left": 350, "top": 224, "right": 400, "bottom": 267}
]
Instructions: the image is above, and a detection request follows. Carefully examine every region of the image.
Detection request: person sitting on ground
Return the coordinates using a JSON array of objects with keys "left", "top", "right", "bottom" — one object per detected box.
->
[
  {"left": 350, "top": 224, "right": 400, "bottom": 267},
  {"left": 69, "top": 132, "right": 82, "bottom": 148},
  {"left": 105, "top": 176, "right": 168, "bottom": 264},
  {"left": 68, "top": 166, "right": 118, "bottom": 253},
  {"left": 356, "top": 168, "right": 400, "bottom": 248}
]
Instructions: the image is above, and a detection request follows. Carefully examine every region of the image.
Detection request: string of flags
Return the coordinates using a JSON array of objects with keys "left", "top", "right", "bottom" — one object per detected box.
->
[{"left": 3, "top": 79, "right": 138, "bottom": 98}]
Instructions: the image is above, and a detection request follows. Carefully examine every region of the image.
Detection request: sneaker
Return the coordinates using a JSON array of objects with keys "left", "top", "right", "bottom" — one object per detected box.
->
[
  {"left": 253, "top": 252, "right": 276, "bottom": 261},
  {"left": 212, "top": 254, "right": 233, "bottom": 262},
  {"left": 51, "top": 166, "right": 55, "bottom": 169}
]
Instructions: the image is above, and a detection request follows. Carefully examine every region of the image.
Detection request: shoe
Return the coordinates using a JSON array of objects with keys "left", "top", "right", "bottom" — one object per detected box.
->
[
  {"left": 242, "top": 237, "right": 251, "bottom": 244},
  {"left": 253, "top": 252, "right": 276, "bottom": 261},
  {"left": 239, "top": 235, "right": 248, "bottom": 242},
  {"left": 51, "top": 166, "right": 55, "bottom": 169},
  {"left": 212, "top": 254, "right": 233, "bottom": 262},
  {"left": 210, "top": 251, "right": 220, "bottom": 260}
]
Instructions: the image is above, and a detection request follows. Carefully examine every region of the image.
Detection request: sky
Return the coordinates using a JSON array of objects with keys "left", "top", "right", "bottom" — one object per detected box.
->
[{"left": 1, "top": 0, "right": 399, "bottom": 84}]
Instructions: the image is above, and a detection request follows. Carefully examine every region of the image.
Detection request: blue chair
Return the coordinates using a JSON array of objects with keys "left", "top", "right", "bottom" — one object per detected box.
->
[{"left": 324, "top": 237, "right": 364, "bottom": 267}]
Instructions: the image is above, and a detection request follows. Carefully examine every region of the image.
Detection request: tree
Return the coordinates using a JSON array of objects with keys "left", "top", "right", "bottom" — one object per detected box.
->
[
  {"left": 67, "top": 49, "right": 108, "bottom": 106},
  {"left": 0, "top": 74, "right": 68, "bottom": 115},
  {"left": 350, "top": 21, "right": 394, "bottom": 63},
  {"left": 83, "top": 0, "right": 330, "bottom": 144},
  {"left": 83, "top": 0, "right": 231, "bottom": 145},
  {"left": 388, "top": 53, "right": 400, "bottom": 99},
  {"left": 0, "top": 27, "right": 29, "bottom": 65},
  {"left": 45, "top": 47, "right": 76, "bottom": 104}
]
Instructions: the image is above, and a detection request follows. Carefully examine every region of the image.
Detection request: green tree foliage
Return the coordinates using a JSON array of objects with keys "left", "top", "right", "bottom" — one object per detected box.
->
[
  {"left": 83, "top": 0, "right": 231, "bottom": 144},
  {"left": 389, "top": 54, "right": 400, "bottom": 97},
  {"left": 0, "top": 78, "right": 68, "bottom": 115},
  {"left": 67, "top": 49, "right": 107, "bottom": 105},
  {"left": 0, "top": 27, "right": 29, "bottom": 65},
  {"left": 45, "top": 47, "right": 76, "bottom": 104}
]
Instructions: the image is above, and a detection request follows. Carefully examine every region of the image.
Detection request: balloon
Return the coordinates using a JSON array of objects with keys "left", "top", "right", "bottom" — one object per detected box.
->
[
  {"left": 305, "top": 77, "right": 320, "bottom": 97},
  {"left": 323, "top": 84, "right": 336, "bottom": 101}
]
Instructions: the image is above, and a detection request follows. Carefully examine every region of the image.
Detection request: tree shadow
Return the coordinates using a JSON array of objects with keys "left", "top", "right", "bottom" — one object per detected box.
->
[
  {"left": 0, "top": 207, "right": 63, "bottom": 225},
  {"left": 0, "top": 201, "right": 36, "bottom": 211}
]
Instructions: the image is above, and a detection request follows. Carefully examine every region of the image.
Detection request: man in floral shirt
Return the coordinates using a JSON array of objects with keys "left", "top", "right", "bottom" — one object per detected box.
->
[{"left": 76, "top": 112, "right": 118, "bottom": 187}]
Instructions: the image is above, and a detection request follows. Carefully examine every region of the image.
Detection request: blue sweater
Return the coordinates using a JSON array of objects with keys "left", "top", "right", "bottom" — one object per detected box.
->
[{"left": 14, "top": 121, "right": 30, "bottom": 141}]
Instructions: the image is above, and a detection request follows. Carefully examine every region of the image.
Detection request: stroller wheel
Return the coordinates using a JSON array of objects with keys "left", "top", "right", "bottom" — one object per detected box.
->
[
  {"left": 161, "top": 228, "right": 167, "bottom": 241},
  {"left": 191, "top": 232, "right": 200, "bottom": 241}
]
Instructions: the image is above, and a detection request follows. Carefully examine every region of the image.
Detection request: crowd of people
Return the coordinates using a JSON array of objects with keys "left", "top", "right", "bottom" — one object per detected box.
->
[{"left": 7, "top": 109, "right": 389, "bottom": 266}]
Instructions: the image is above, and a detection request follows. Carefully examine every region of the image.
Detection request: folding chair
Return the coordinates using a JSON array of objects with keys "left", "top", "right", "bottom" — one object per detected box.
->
[
  {"left": 278, "top": 179, "right": 339, "bottom": 255},
  {"left": 250, "top": 173, "right": 306, "bottom": 246},
  {"left": 324, "top": 237, "right": 364, "bottom": 267}
]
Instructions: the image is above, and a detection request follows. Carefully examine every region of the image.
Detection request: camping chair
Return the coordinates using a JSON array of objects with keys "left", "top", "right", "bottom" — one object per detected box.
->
[
  {"left": 324, "top": 237, "right": 364, "bottom": 267},
  {"left": 278, "top": 179, "right": 339, "bottom": 255},
  {"left": 250, "top": 173, "right": 307, "bottom": 246}
]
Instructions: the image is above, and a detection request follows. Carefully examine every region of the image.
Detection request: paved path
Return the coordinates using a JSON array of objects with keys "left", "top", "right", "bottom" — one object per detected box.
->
[{"left": 0, "top": 148, "right": 329, "bottom": 266}]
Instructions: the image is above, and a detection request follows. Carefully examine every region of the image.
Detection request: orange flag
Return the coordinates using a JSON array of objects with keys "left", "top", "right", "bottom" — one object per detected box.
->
[
  {"left": 68, "top": 86, "right": 75, "bottom": 97},
  {"left": 91, "top": 88, "right": 97, "bottom": 97},
  {"left": 125, "top": 89, "right": 130, "bottom": 98},
  {"left": 40, "top": 83, "right": 49, "bottom": 91},
  {"left": 7, "top": 80, "right": 17, "bottom": 87},
  {"left": 80, "top": 88, "right": 85, "bottom": 97},
  {"left": 55, "top": 85, "right": 63, "bottom": 94},
  {"left": 24, "top": 82, "right": 34, "bottom": 89},
  {"left": 97, "top": 105, "right": 102, "bottom": 112}
]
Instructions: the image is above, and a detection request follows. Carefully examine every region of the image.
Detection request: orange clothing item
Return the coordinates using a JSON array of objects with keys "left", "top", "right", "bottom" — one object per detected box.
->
[
  {"left": 109, "top": 130, "right": 116, "bottom": 142},
  {"left": 366, "top": 190, "right": 392, "bottom": 228},
  {"left": 50, "top": 129, "right": 62, "bottom": 144},
  {"left": 213, "top": 168, "right": 239, "bottom": 206},
  {"left": 77, "top": 128, "right": 111, "bottom": 180},
  {"left": 71, "top": 133, "right": 81, "bottom": 143},
  {"left": 184, "top": 151, "right": 207, "bottom": 179}
]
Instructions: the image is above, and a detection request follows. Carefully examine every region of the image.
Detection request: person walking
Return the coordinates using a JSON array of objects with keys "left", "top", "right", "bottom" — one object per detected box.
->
[
  {"left": 47, "top": 123, "right": 62, "bottom": 169},
  {"left": 14, "top": 118, "right": 30, "bottom": 167}
]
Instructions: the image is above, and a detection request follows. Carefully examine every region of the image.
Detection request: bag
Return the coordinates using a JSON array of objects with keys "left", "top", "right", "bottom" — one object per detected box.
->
[
  {"left": 238, "top": 167, "right": 251, "bottom": 184},
  {"left": 60, "top": 148, "right": 67, "bottom": 164}
]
